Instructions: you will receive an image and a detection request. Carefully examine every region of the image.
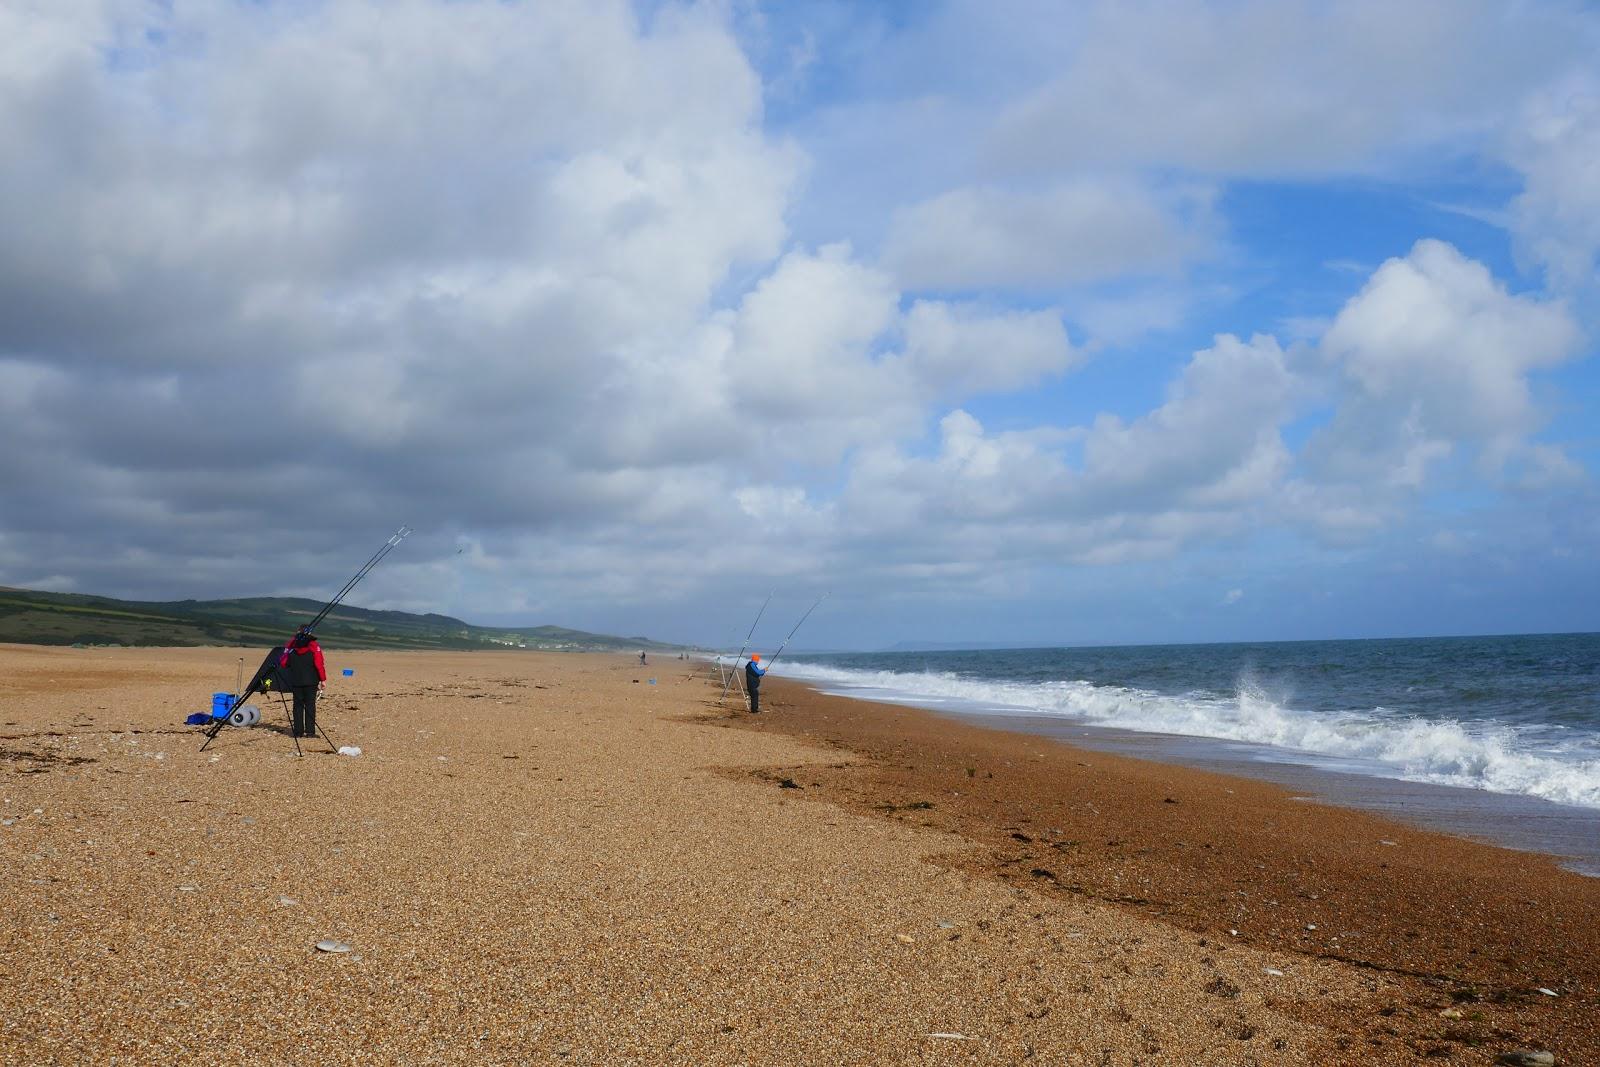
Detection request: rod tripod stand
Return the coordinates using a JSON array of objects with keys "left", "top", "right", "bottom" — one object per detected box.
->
[
  {"left": 716, "top": 658, "right": 747, "bottom": 706},
  {"left": 270, "top": 687, "right": 339, "bottom": 757},
  {"left": 198, "top": 685, "right": 339, "bottom": 756}
]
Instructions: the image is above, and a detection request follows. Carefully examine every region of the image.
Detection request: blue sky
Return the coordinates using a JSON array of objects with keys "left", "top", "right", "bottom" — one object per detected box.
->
[{"left": 0, "top": 1, "right": 1597, "bottom": 650}]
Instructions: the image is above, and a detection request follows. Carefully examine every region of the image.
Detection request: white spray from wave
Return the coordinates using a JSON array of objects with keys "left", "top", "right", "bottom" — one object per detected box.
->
[{"left": 774, "top": 662, "right": 1600, "bottom": 810}]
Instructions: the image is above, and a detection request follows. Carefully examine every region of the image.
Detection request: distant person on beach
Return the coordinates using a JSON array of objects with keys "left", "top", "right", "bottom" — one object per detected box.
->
[
  {"left": 639, "top": 651, "right": 647, "bottom": 665},
  {"left": 280, "top": 630, "right": 326, "bottom": 738},
  {"left": 745, "top": 654, "right": 766, "bottom": 714}
]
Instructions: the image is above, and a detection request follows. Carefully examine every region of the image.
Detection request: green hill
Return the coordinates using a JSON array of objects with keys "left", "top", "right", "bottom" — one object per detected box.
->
[{"left": 0, "top": 586, "right": 683, "bottom": 653}]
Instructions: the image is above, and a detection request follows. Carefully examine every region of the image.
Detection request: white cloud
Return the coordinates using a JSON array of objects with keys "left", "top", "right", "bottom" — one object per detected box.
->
[
  {"left": 983, "top": 0, "right": 1585, "bottom": 177},
  {"left": 1313, "top": 239, "right": 1581, "bottom": 484},
  {"left": 1507, "top": 78, "right": 1600, "bottom": 294},
  {"left": 901, "top": 301, "right": 1077, "bottom": 395},
  {"left": 881, "top": 179, "right": 1214, "bottom": 290},
  {"left": 1080, "top": 333, "right": 1297, "bottom": 509}
]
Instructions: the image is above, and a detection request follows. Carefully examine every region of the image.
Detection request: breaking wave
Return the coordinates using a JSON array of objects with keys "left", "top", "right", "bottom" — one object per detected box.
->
[{"left": 773, "top": 661, "right": 1600, "bottom": 810}]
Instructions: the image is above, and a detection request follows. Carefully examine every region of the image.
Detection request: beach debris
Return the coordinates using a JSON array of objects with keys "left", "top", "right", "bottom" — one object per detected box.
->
[
  {"left": 315, "top": 939, "right": 353, "bottom": 954},
  {"left": 1379, "top": 839, "right": 1398, "bottom": 846},
  {"left": 1263, "top": 967, "right": 1285, "bottom": 976},
  {"left": 1439, "top": 1008, "right": 1463, "bottom": 1019},
  {"left": 278, "top": 896, "right": 298, "bottom": 906},
  {"left": 1228, "top": 929, "right": 1239, "bottom": 936},
  {"left": 927, "top": 1033, "right": 972, "bottom": 1041},
  {"left": 1536, "top": 987, "right": 1559, "bottom": 997},
  {"left": 936, "top": 921, "right": 956, "bottom": 929},
  {"left": 895, "top": 934, "right": 916, "bottom": 945},
  {"left": 1305, "top": 924, "right": 1317, "bottom": 930},
  {"left": 337, "top": 746, "right": 362, "bottom": 757},
  {"left": 777, "top": 778, "right": 801, "bottom": 789},
  {"left": 1495, "top": 1051, "right": 1555, "bottom": 1067},
  {"left": 178, "top": 884, "right": 198, "bottom": 892}
]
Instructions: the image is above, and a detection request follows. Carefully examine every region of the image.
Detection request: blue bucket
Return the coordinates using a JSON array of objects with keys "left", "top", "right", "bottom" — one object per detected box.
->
[
  {"left": 341, "top": 668, "right": 354, "bottom": 677},
  {"left": 211, "top": 692, "right": 234, "bottom": 720}
]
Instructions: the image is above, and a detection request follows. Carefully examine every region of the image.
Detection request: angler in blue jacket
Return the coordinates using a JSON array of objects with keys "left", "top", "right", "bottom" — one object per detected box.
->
[{"left": 745, "top": 654, "right": 766, "bottom": 714}]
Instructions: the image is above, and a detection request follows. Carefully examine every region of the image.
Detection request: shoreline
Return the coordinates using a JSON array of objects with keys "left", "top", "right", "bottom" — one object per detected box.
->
[
  {"left": 882, "top": 701, "right": 1600, "bottom": 878},
  {"left": 726, "top": 672, "right": 1600, "bottom": 1059}
]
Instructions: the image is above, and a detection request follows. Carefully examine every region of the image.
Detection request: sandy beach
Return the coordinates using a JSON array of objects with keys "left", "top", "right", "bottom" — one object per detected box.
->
[{"left": 2, "top": 645, "right": 1593, "bottom": 1065}]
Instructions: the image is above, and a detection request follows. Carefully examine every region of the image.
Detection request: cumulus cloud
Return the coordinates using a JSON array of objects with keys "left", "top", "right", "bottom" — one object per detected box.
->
[
  {"left": 1507, "top": 78, "right": 1600, "bottom": 294},
  {"left": 0, "top": 1, "right": 804, "bottom": 596},
  {"left": 983, "top": 0, "right": 1586, "bottom": 177},
  {"left": 881, "top": 179, "right": 1214, "bottom": 290},
  {"left": 827, "top": 333, "right": 1298, "bottom": 572},
  {"left": 1311, "top": 239, "right": 1581, "bottom": 485},
  {"left": 900, "top": 300, "right": 1078, "bottom": 395},
  {"left": 1080, "top": 334, "right": 1297, "bottom": 508}
]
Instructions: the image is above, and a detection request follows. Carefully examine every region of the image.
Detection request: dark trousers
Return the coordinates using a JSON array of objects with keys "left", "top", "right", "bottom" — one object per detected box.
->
[
  {"left": 292, "top": 685, "right": 318, "bottom": 737},
  {"left": 748, "top": 686, "right": 760, "bottom": 714}
]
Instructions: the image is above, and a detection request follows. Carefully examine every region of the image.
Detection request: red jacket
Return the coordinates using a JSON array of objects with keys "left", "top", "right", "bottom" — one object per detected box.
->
[{"left": 280, "top": 639, "right": 327, "bottom": 685}]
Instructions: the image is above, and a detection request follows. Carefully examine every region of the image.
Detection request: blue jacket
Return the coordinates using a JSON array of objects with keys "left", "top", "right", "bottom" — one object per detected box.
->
[{"left": 745, "top": 660, "right": 766, "bottom": 688}]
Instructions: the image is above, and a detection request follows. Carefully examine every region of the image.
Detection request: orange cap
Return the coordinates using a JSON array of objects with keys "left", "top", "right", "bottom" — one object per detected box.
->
[{"left": 751, "top": 654, "right": 761, "bottom": 661}]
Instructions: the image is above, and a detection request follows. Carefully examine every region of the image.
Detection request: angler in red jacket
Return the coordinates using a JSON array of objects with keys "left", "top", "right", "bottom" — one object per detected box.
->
[{"left": 280, "top": 630, "right": 327, "bottom": 739}]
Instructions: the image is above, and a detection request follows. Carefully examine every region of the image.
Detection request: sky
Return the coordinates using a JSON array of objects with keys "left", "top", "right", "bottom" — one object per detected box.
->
[{"left": 2, "top": 0, "right": 1598, "bottom": 651}]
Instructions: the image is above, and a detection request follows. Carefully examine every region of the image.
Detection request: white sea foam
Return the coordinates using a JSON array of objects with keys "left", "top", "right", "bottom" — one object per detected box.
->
[{"left": 774, "top": 662, "right": 1600, "bottom": 810}]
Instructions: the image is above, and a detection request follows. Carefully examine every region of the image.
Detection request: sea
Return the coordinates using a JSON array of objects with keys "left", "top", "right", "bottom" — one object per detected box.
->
[{"left": 770, "top": 632, "right": 1600, "bottom": 875}]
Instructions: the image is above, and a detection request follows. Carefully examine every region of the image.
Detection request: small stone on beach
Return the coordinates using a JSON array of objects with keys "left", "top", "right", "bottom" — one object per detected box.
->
[
  {"left": 315, "top": 940, "right": 352, "bottom": 954},
  {"left": 1495, "top": 1051, "right": 1555, "bottom": 1067}
]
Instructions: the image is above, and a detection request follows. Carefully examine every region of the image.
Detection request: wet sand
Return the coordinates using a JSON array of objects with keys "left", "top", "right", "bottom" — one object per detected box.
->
[{"left": 1, "top": 645, "right": 1592, "bottom": 1065}]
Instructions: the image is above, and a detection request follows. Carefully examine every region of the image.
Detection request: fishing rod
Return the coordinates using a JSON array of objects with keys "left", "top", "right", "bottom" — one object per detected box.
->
[
  {"left": 199, "top": 526, "right": 411, "bottom": 751},
  {"left": 762, "top": 591, "right": 829, "bottom": 670},
  {"left": 299, "top": 526, "right": 411, "bottom": 635},
  {"left": 721, "top": 591, "right": 773, "bottom": 699}
]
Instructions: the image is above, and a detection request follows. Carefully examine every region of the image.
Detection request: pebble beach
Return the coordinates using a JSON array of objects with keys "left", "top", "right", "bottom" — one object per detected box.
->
[{"left": 2, "top": 644, "right": 1594, "bottom": 1065}]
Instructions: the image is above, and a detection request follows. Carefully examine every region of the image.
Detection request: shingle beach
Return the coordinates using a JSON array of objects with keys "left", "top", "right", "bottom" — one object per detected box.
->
[{"left": 2, "top": 645, "right": 1594, "bottom": 1065}]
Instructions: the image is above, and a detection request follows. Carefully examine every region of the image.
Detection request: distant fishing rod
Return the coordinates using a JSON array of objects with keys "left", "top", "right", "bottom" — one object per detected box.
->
[
  {"left": 722, "top": 591, "right": 773, "bottom": 699},
  {"left": 299, "top": 526, "right": 412, "bottom": 634},
  {"left": 762, "top": 592, "right": 829, "bottom": 670}
]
